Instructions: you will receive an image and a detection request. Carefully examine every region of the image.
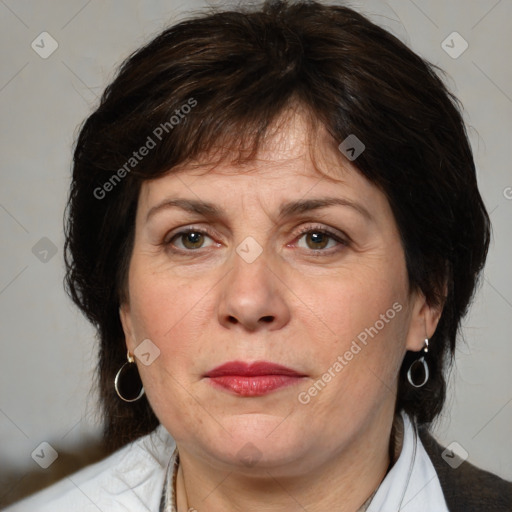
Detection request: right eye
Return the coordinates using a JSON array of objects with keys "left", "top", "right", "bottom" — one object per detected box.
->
[{"left": 164, "top": 228, "right": 218, "bottom": 252}]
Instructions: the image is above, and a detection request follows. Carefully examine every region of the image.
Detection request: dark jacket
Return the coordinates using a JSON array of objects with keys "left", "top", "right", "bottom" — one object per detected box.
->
[{"left": 419, "top": 427, "right": 512, "bottom": 511}]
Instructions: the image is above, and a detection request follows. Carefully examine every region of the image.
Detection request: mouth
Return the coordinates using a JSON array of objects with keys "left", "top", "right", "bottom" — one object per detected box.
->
[{"left": 204, "top": 361, "right": 307, "bottom": 397}]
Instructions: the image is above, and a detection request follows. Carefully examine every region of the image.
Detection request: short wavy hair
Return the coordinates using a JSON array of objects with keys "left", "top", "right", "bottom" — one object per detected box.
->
[{"left": 64, "top": 0, "right": 490, "bottom": 452}]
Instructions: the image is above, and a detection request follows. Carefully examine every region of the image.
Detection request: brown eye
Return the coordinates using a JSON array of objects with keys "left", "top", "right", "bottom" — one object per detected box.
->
[
  {"left": 295, "top": 227, "right": 347, "bottom": 253},
  {"left": 303, "top": 231, "right": 331, "bottom": 250},
  {"left": 167, "top": 230, "right": 215, "bottom": 251},
  {"left": 180, "top": 231, "right": 205, "bottom": 249}
]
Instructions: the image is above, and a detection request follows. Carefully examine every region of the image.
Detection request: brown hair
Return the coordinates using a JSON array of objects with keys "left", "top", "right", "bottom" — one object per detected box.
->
[{"left": 64, "top": 0, "right": 490, "bottom": 452}]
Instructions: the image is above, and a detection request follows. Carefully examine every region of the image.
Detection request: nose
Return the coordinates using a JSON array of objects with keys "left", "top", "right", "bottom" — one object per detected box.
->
[{"left": 217, "top": 248, "right": 291, "bottom": 333}]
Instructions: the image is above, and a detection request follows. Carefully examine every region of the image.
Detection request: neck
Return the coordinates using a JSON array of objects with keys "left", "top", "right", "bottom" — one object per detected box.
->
[{"left": 175, "top": 408, "right": 403, "bottom": 512}]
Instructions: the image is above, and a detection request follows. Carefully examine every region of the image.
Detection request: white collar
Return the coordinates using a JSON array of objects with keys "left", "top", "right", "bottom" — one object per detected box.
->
[{"left": 367, "top": 410, "right": 449, "bottom": 511}]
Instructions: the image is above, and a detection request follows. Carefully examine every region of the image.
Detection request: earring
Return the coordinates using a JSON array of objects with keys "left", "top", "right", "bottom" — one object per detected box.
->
[
  {"left": 407, "top": 338, "right": 429, "bottom": 388},
  {"left": 114, "top": 350, "right": 145, "bottom": 402}
]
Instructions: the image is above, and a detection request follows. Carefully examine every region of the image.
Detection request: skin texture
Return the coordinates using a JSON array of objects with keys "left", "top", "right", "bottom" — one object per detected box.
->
[{"left": 120, "top": 108, "right": 442, "bottom": 511}]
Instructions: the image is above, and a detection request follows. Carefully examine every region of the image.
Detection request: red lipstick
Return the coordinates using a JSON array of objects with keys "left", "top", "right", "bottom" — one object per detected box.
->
[{"left": 205, "top": 361, "right": 306, "bottom": 397}]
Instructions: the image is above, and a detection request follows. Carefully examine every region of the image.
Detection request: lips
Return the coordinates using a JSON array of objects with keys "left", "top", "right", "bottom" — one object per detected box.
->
[{"left": 205, "top": 361, "right": 306, "bottom": 397}]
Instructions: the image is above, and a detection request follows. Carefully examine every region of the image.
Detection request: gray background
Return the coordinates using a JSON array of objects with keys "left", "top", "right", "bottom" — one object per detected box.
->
[{"left": 1, "top": 0, "right": 511, "bottom": 506}]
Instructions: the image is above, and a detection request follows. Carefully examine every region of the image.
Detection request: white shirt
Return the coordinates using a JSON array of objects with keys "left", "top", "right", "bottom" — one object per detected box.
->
[
  {"left": 367, "top": 411, "right": 449, "bottom": 511},
  {"left": 3, "top": 411, "right": 449, "bottom": 512}
]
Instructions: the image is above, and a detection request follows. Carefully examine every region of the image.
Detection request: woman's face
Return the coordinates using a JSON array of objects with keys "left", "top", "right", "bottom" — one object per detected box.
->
[{"left": 120, "top": 111, "right": 437, "bottom": 476}]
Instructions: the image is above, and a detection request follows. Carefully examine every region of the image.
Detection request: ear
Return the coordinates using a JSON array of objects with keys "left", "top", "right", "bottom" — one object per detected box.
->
[
  {"left": 119, "top": 302, "right": 137, "bottom": 354},
  {"left": 405, "top": 287, "right": 445, "bottom": 352}
]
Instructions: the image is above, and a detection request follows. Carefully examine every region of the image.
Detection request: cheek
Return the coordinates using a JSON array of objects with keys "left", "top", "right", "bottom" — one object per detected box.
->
[
  {"left": 298, "top": 268, "right": 410, "bottom": 411},
  {"left": 296, "top": 292, "right": 408, "bottom": 434},
  {"left": 128, "top": 275, "right": 207, "bottom": 432},
  {"left": 305, "top": 270, "right": 406, "bottom": 343},
  {"left": 128, "top": 268, "right": 208, "bottom": 349}
]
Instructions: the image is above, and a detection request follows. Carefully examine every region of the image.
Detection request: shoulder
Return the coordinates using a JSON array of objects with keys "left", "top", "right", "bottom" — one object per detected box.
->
[
  {"left": 3, "top": 425, "right": 175, "bottom": 512},
  {"left": 418, "top": 426, "right": 512, "bottom": 512}
]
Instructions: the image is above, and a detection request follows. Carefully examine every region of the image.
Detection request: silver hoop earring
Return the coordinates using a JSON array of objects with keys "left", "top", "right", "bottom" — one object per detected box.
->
[
  {"left": 407, "top": 338, "right": 429, "bottom": 388},
  {"left": 114, "top": 350, "right": 145, "bottom": 402}
]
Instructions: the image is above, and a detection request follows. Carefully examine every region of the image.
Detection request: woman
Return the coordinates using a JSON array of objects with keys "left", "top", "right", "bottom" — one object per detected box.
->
[{"left": 5, "top": 1, "right": 511, "bottom": 510}]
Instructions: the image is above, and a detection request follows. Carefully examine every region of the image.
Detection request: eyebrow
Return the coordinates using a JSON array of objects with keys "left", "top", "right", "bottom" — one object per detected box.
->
[{"left": 145, "top": 196, "right": 373, "bottom": 223}]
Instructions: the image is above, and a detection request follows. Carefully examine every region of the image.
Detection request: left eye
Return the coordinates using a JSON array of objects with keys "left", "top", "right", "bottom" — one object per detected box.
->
[{"left": 295, "top": 229, "right": 343, "bottom": 251}]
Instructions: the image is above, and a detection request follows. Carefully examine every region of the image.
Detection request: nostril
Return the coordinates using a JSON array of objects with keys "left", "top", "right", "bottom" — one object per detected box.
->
[{"left": 261, "top": 316, "right": 274, "bottom": 323}]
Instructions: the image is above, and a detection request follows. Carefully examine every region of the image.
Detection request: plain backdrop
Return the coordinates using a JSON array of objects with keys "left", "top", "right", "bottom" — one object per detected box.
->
[{"left": 1, "top": 0, "right": 511, "bottom": 505}]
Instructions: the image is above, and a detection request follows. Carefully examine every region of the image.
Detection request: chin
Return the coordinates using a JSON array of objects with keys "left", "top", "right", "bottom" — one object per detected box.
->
[{"left": 206, "top": 414, "right": 310, "bottom": 471}]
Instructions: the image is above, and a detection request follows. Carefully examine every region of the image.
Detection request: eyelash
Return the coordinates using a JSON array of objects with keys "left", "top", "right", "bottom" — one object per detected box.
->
[{"left": 163, "top": 224, "right": 349, "bottom": 256}]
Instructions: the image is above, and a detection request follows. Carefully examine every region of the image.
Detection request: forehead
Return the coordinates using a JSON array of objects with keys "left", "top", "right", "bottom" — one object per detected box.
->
[{"left": 138, "top": 107, "right": 381, "bottom": 209}]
